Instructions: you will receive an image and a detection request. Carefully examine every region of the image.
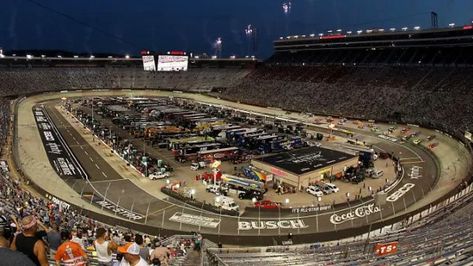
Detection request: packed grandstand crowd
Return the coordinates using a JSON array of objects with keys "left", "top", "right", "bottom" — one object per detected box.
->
[
  {"left": 0, "top": 68, "right": 249, "bottom": 97},
  {"left": 1, "top": 160, "right": 200, "bottom": 265}
]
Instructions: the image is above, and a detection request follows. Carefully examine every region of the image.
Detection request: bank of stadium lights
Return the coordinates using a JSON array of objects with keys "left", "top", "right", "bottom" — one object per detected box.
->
[
  {"left": 402, "top": 27, "right": 408, "bottom": 31},
  {"left": 336, "top": 29, "right": 342, "bottom": 32},
  {"left": 125, "top": 55, "right": 130, "bottom": 59},
  {"left": 244, "top": 24, "right": 254, "bottom": 36},
  {"left": 26, "top": 54, "right": 33, "bottom": 60},
  {"left": 390, "top": 28, "right": 396, "bottom": 32},
  {"left": 449, "top": 23, "right": 455, "bottom": 28},
  {"left": 318, "top": 33, "right": 324, "bottom": 37},
  {"left": 346, "top": 31, "right": 352, "bottom": 35},
  {"left": 57, "top": 55, "right": 62, "bottom": 58},
  {"left": 282, "top": 1, "right": 291, "bottom": 14},
  {"left": 357, "top": 30, "right": 363, "bottom": 34},
  {"left": 414, "top": 26, "right": 421, "bottom": 30},
  {"left": 89, "top": 55, "right": 95, "bottom": 59},
  {"left": 309, "top": 34, "right": 315, "bottom": 37},
  {"left": 73, "top": 55, "right": 79, "bottom": 59}
]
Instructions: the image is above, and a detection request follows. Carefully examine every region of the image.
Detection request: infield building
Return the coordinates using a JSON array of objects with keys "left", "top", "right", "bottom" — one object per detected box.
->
[{"left": 252, "top": 146, "right": 358, "bottom": 190}]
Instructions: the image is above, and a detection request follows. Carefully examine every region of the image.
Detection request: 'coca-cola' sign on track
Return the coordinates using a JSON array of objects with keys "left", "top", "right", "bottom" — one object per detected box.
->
[{"left": 330, "top": 204, "right": 381, "bottom": 225}]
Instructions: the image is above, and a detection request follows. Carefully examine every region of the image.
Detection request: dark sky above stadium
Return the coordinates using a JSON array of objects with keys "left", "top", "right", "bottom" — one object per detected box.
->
[{"left": 1, "top": 0, "right": 472, "bottom": 59}]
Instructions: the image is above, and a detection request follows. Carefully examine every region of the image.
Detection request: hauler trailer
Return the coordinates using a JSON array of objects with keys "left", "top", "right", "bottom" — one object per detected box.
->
[
  {"left": 168, "top": 136, "right": 215, "bottom": 150},
  {"left": 176, "top": 142, "right": 222, "bottom": 159},
  {"left": 221, "top": 174, "right": 266, "bottom": 194},
  {"left": 198, "top": 147, "right": 239, "bottom": 161}
]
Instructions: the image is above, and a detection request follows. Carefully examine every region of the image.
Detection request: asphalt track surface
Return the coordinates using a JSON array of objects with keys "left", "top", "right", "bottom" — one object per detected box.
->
[{"left": 39, "top": 99, "right": 438, "bottom": 243}]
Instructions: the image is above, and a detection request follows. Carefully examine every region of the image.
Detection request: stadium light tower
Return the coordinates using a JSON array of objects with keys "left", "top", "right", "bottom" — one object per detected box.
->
[
  {"left": 282, "top": 1, "right": 292, "bottom": 15},
  {"left": 245, "top": 24, "right": 257, "bottom": 56},
  {"left": 214, "top": 37, "right": 223, "bottom": 58}
]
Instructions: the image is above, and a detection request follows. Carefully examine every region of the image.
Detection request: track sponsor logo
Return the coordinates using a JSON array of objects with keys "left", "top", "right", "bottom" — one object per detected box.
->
[
  {"left": 43, "top": 131, "right": 55, "bottom": 141},
  {"left": 386, "top": 183, "right": 415, "bottom": 202},
  {"left": 409, "top": 166, "right": 422, "bottom": 179},
  {"left": 169, "top": 212, "right": 220, "bottom": 228},
  {"left": 329, "top": 204, "right": 381, "bottom": 225},
  {"left": 95, "top": 200, "right": 144, "bottom": 220},
  {"left": 39, "top": 123, "right": 51, "bottom": 130},
  {"left": 374, "top": 242, "right": 398, "bottom": 256},
  {"left": 45, "top": 194, "right": 71, "bottom": 210},
  {"left": 238, "top": 219, "right": 308, "bottom": 230},
  {"left": 53, "top": 157, "right": 76, "bottom": 176},
  {"left": 292, "top": 206, "right": 331, "bottom": 214},
  {"left": 33, "top": 107, "right": 85, "bottom": 179},
  {"left": 46, "top": 142, "right": 62, "bottom": 155}
]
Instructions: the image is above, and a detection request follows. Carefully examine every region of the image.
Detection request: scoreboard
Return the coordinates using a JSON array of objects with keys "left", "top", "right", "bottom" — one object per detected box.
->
[
  {"left": 142, "top": 55, "right": 156, "bottom": 71},
  {"left": 157, "top": 55, "right": 189, "bottom": 72}
]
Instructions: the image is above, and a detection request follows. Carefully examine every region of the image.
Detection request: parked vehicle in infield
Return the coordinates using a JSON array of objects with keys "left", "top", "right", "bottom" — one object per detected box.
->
[
  {"left": 149, "top": 171, "right": 170, "bottom": 180},
  {"left": 191, "top": 161, "right": 206, "bottom": 171},
  {"left": 320, "top": 182, "right": 339, "bottom": 194},
  {"left": 254, "top": 200, "right": 280, "bottom": 209},
  {"left": 238, "top": 190, "right": 263, "bottom": 200},
  {"left": 371, "top": 169, "right": 384, "bottom": 178},
  {"left": 412, "top": 138, "right": 422, "bottom": 145},
  {"left": 214, "top": 195, "right": 239, "bottom": 211},
  {"left": 206, "top": 184, "right": 228, "bottom": 196},
  {"left": 306, "top": 186, "right": 324, "bottom": 197}
]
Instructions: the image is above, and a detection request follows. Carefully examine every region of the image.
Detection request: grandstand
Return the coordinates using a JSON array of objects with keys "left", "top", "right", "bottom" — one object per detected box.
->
[
  {"left": 0, "top": 24, "right": 473, "bottom": 265},
  {"left": 218, "top": 26, "right": 473, "bottom": 139}
]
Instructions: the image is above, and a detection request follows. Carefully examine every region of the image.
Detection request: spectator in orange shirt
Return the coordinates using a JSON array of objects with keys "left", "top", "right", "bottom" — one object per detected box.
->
[{"left": 54, "top": 230, "right": 88, "bottom": 266}]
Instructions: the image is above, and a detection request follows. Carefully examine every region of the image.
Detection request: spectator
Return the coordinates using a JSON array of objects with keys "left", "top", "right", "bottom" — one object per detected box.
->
[
  {"left": 117, "top": 242, "right": 149, "bottom": 266},
  {"left": 0, "top": 215, "right": 36, "bottom": 266},
  {"left": 134, "top": 234, "right": 150, "bottom": 262},
  {"left": 46, "top": 224, "right": 61, "bottom": 258},
  {"left": 150, "top": 242, "right": 172, "bottom": 266},
  {"left": 94, "top": 227, "right": 117, "bottom": 266},
  {"left": 10, "top": 215, "right": 49, "bottom": 266},
  {"left": 54, "top": 230, "right": 87, "bottom": 266},
  {"left": 71, "top": 229, "right": 86, "bottom": 250}
]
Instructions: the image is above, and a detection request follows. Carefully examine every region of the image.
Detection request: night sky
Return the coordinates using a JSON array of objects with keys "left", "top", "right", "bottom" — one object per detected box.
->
[{"left": 0, "top": 0, "right": 472, "bottom": 59}]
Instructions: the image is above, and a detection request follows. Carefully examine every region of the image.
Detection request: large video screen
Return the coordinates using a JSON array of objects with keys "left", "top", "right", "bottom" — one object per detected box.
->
[
  {"left": 157, "top": 55, "right": 189, "bottom": 71},
  {"left": 142, "top": 55, "right": 156, "bottom": 71}
]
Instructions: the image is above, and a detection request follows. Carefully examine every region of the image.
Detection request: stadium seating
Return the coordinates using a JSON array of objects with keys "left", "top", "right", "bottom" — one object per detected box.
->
[
  {"left": 0, "top": 68, "right": 250, "bottom": 97},
  {"left": 0, "top": 167, "right": 200, "bottom": 265},
  {"left": 220, "top": 64, "right": 473, "bottom": 139}
]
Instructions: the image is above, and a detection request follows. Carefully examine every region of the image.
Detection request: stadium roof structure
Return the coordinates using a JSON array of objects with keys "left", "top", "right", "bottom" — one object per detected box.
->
[
  {"left": 255, "top": 146, "right": 356, "bottom": 175},
  {"left": 274, "top": 25, "right": 473, "bottom": 51}
]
